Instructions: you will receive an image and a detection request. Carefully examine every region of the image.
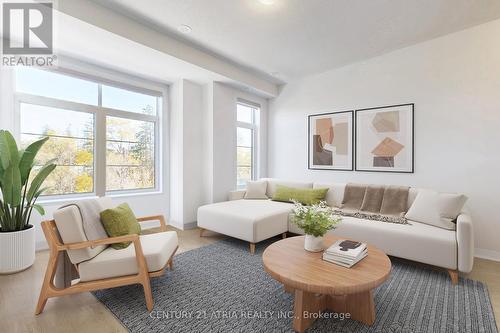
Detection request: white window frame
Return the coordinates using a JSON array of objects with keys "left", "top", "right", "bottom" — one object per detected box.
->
[
  {"left": 13, "top": 66, "right": 164, "bottom": 201},
  {"left": 236, "top": 100, "right": 260, "bottom": 189}
]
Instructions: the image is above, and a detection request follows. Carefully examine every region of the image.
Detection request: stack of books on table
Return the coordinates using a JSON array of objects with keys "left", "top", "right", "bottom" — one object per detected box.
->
[{"left": 322, "top": 240, "right": 368, "bottom": 268}]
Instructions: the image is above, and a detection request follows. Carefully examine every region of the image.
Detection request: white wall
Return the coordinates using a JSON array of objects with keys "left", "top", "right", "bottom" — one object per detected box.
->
[
  {"left": 169, "top": 80, "right": 184, "bottom": 228},
  {"left": 208, "top": 82, "right": 269, "bottom": 202},
  {"left": 182, "top": 81, "right": 205, "bottom": 224},
  {"left": 169, "top": 79, "right": 206, "bottom": 228},
  {"left": 268, "top": 19, "right": 500, "bottom": 259}
]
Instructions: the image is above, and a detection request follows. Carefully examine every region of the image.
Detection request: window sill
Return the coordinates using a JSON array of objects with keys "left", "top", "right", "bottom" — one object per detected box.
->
[
  {"left": 106, "top": 190, "right": 164, "bottom": 199},
  {"left": 37, "top": 190, "right": 164, "bottom": 205}
]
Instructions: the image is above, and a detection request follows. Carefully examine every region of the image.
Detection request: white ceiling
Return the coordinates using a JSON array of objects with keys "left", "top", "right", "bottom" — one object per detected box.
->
[{"left": 96, "top": 0, "right": 500, "bottom": 83}]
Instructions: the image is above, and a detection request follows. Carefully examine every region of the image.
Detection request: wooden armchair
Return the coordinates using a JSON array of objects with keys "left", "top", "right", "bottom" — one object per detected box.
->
[{"left": 36, "top": 211, "right": 178, "bottom": 315}]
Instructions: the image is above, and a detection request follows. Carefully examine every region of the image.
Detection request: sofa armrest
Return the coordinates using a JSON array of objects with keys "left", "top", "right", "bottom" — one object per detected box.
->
[
  {"left": 457, "top": 212, "right": 474, "bottom": 273},
  {"left": 229, "top": 190, "right": 246, "bottom": 201}
]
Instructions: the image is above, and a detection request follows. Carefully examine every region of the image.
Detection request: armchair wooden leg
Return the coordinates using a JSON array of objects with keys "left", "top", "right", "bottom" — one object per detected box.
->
[
  {"left": 249, "top": 243, "right": 256, "bottom": 255},
  {"left": 133, "top": 237, "right": 154, "bottom": 311},
  {"left": 142, "top": 278, "right": 154, "bottom": 311},
  {"left": 168, "top": 258, "right": 174, "bottom": 270},
  {"left": 282, "top": 232, "right": 287, "bottom": 239},
  {"left": 35, "top": 249, "right": 59, "bottom": 315},
  {"left": 448, "top": 269, "right": 458, "bottom": 285},
  {"left": 199, "top": 228, "right": 205, "bottom": 237}
]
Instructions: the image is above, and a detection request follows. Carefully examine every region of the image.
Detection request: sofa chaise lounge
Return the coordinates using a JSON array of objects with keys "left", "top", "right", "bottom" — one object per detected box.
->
[{"left": 197, "top": 178, "right": 474, "bottom": 284}]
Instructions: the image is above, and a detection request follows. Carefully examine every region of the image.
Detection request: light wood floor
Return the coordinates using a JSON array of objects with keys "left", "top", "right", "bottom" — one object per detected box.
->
[{"left": 1, "top": 227, "right": 498, "bottom": 333}]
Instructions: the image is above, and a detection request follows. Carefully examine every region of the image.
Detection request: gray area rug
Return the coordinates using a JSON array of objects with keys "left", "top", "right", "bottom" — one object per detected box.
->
[{"left": 93, "top": 237, "right": 498, "bottom": 333}]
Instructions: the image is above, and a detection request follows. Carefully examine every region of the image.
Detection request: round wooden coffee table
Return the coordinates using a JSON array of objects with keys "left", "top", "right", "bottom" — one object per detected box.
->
[{"left": 263, "top": 235, "right": 391, "bottom": 333}]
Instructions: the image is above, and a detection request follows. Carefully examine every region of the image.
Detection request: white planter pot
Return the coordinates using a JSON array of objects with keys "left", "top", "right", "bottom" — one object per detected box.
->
[
  {"left": 0, "top": 225, "right": 35, "bottom": 274},
  {"left": 304, "top": 234, "right": 325, "bottom": 252}
]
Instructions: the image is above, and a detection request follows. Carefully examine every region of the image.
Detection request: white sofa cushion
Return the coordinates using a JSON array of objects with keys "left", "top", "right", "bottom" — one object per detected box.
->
[
  {"left": 290, "top": 216, "right": 457, "bottom": 270},
  {"left": 53, "top": 197, "right": 115, "bottom": 264},
  {"left": 244, "top": 180, "right": 268, "bottom": 199},
  {"left": 197, "top": 199, "right": 291, "bottom": 243},
  {"left": 263, "top": 178, "right": 313, "bottom": 198},
  {"left": 78, "top": 231, "right": 178, "bottom": 282},
  {"left": 440, "top": 192, "right": 468, "bottom": 219},
  {"left": 406, "top": 189, "right": 467, "bottom": 230},
  {"left": 313, "top": 183, "right": 346, "bottom": 208},
  {"left": 407, "top": 188, "right": 419, "bottom": 210}
]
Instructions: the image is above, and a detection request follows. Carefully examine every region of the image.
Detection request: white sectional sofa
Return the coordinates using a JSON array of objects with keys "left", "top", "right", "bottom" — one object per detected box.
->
[{"left": 197, "top": 178, "right": 474, "bottom": 282}]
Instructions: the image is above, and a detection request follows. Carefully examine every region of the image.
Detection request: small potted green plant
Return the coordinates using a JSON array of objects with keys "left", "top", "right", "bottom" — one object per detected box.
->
[
  {"left": 291, "top": 200, "right": 342, "bottom": 252},
  {"left": 0, "top": 130, "right": 56, "bottom": 274}
]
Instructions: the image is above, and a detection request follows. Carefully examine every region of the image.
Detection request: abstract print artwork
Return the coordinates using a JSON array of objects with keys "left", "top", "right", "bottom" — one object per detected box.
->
[
  {"left": 308, "top": 110, "right": 354, "bottom": 170},
  {"left": 355, "top": 104, "right": 414, "bottom": 173}
]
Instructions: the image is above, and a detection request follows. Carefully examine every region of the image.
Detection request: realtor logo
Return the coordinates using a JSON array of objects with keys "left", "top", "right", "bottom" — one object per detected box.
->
[
  {"left": 1, "top": 2, "right": 56, "bottom": 66},
  {"left": 2, "top": 2, "right": 53, "bottom": 54}
]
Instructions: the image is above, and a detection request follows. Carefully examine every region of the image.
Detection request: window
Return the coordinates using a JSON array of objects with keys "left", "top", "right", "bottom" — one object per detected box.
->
[
  {"left": 236, "top": 101, "right": 259, "bottom": 189},
  {"left": 15, "top": 67, "right": 162, "bottom": 197},
  {"left": 20, "top": 104, "right": 95, "bottom": 195}
]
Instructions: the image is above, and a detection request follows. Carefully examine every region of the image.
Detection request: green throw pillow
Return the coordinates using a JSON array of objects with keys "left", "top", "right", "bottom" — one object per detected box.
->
[
  {"left": 272, "top": 185, "right": 329, "bottom": 205},
  {"left": 100, "top": 203, "right": 141, "bottom": 250}
]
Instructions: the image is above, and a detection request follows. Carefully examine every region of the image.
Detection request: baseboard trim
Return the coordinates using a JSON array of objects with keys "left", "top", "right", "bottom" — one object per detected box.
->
[
  {"left": 183, "top": 221, "right": 198, "bottom": 230},
  {"left": 475, "top": 247, "right": 500, "bottom": 262},
  {"left": 36, "top": 240, "right": 48, "bottom": 252}
]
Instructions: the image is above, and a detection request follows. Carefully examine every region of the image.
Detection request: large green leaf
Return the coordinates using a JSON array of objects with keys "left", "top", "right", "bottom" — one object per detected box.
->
[
  {"left": 0, "top": 130, "right": 19, "bottom": 168},
  {"left": 0, "top": 163, "right": 4, "bottom": 185},
  {"left": 19, "top": 137, "right": 49, "bottom": 185},
  {"left": 0, "top": 199, "right": 4, "bottom": 219},
  {"left": 1, "top": 164, "right": 22, "bottom": 206},
  {"left": 31, "top": 204, "right": 45, "bottom": 216},
  {"left": 27, "top": 163, "right": 56, "bottom": 202},
  {"left": 32, "top": 186, "right": 49, "bottom": 200},
  {"left": 0, "top": 130, "right": 11, "bottom": 169}
]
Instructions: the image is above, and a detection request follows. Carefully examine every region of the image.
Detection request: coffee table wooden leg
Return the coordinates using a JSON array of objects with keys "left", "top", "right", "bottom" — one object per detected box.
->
[
  {"left": 293, "top": 289, "right": 326, "bottom": 333},
  {"left": 284, "top": 284, "right": 295, "bottom": 294},
  {"left": 328, "top": 290, "right": 375, "bottom": 326}
]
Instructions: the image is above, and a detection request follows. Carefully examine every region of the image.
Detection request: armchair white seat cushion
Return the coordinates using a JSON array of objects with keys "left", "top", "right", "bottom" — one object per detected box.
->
[
  {"left": 197, "top": 199, "right": 291, "bottom": 243},
  {"left": 78, "top": 231, "right": 178, "bottom": 282}
]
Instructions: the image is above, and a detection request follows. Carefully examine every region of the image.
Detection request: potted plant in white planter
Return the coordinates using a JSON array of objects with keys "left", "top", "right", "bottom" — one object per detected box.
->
[
  {"left": 0, "top": 130, "right": 55, "bottom": 274},
  {"left": 291, "top": 200, "right": 342, "bottom": 252}
]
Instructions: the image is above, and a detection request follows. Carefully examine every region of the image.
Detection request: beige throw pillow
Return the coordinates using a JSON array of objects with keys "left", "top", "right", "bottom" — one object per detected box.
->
[
  {"left": 439, "top": 192, "right": 468, "bottom": 220},
  {"left": 405, "top": 189, "right": 467, "bottom": 230},
  {"left": 244, "top": 180, "right": 268, "bottom": 199}
]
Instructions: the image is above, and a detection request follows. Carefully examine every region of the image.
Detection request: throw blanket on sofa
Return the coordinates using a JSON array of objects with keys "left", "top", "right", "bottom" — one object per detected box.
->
[{"left": 338, "top": 183, "right": 410, "bottom": 225}]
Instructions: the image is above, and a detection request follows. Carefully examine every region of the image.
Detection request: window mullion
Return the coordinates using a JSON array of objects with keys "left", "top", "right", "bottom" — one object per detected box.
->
[{"left": 95, "top": 84, "right": 106, "bottom": 196}]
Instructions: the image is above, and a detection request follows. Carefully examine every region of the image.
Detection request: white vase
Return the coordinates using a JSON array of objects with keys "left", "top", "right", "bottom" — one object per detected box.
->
[
  {"left": 304, "top": 234, "right": 325, "bottom": 252},
  {"left": 0, "top": 225, "right": 35, "bottom": 274}
]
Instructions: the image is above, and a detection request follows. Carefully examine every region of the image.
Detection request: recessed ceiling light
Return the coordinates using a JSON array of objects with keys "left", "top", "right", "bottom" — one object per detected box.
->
[
  {"left": 177, "top": 24, "right": 192, "bottom": 34},
  {"left": 258, "top": 0, "right": 275, "bottom": 5}
]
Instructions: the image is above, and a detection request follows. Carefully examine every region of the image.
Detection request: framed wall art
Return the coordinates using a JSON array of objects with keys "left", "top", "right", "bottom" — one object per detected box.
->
[
  {"left": 355, "top": 103, "right": 414, "bottom": 173},
  {"left": 308, "top": 110, "right": 354, "bottom": 170}
]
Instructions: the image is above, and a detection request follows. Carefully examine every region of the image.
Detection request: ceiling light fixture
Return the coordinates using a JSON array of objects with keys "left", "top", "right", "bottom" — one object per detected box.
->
[
  {"left": 177, "top": 24, "right": 192, "bottom": 34},
  {"left": 258, "top": 0, "right": 275, "bottom": 5}
]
